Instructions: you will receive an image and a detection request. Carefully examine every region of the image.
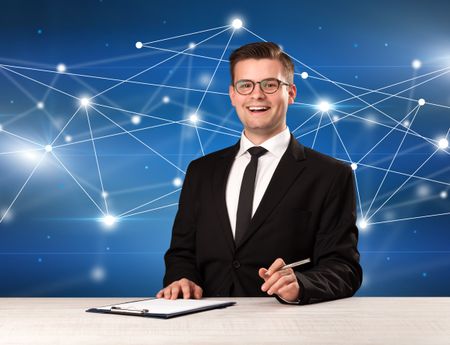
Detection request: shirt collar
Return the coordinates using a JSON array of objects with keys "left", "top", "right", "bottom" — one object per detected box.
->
[{"left": 237, "top": 127, "right": 291, "bottom": 159}]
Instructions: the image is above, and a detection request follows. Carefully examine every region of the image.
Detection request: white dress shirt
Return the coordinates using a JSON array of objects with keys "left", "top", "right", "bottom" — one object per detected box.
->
[{"left": 226, "top": 127, "right": 291, "bottom": 239}]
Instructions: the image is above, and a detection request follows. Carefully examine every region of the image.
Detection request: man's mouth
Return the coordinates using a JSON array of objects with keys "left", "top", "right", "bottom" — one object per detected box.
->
[{"left": 247, "top": 106, "right": 271, "bottom": 113}]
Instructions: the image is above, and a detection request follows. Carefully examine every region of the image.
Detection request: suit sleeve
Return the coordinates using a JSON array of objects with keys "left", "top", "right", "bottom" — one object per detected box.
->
[
  {"left": 283, "top": 164, "right": 363, "bottom": 305},
  {"left": 163, "top": 162, "right": 202, "bottom": 288}
]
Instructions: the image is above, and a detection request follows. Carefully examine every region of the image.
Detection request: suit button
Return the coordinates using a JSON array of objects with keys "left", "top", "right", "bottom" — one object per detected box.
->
[{"left": 232, "top": 260, "right": 240, "bottom": 269}]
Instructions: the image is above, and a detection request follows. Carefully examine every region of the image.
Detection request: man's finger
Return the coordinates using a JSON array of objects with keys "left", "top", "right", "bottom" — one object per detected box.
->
[
  {"left": 267, "top": 274, "right": 296, "bottom": 295},
  {"left": 180, "top": 281, "right": 191, "bottom": 299},
  {"left": 193, "top": 285, "right": 203, "bottom": 299},
  {"left": 265, "top": 258, "right": 286, "bottom": 276},
  {"left": 170, "top": 284, "right": 180, "bottom": 300}
]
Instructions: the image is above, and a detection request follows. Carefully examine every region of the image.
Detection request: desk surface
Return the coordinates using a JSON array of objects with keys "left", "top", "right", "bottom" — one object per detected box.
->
[{"left": 1, "top": 297, "right": 449, "bottom": 345}]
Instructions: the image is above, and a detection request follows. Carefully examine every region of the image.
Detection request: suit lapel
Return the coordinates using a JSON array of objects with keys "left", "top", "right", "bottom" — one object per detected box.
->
[
  {"left": 236, "top": 135, "right": 307, "bottom": 250},
  {"left": 212, "top": 142, "right": 240, "bottom": 254}
]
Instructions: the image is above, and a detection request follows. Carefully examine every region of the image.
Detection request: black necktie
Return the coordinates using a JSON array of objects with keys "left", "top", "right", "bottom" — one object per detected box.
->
[{"left": 235, "top": 146, "right": 268, "bottom": 245}]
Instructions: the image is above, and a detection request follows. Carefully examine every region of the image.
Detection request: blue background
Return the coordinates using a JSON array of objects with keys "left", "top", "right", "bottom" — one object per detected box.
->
[{"left": 0, "top": 0, "right": 449, "bottom": 297}]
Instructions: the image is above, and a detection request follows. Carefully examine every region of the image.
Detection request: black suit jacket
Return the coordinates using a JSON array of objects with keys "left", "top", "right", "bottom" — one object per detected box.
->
[{"left": 163, "top": 135, "right": 362, "bottom": 304}]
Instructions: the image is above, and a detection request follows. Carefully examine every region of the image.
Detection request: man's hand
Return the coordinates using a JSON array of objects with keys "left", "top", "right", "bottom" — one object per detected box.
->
[
  {"left": 156, "top": 278, "right": 203, "bottom": 300},
  {"left": 258, "top": 258, "right": 300, "bottom": 302}
]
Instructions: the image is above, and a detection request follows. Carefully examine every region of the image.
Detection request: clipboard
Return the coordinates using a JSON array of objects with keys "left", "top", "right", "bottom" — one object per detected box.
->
[{"left": 86, "top": 298, "right": 236, "bottom": 319}]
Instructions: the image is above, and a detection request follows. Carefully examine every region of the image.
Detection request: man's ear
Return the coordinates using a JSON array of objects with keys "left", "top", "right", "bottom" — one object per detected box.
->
[
  {"left": 229, "top": 84, "right": 236, "bottom": 107},
  {"left": 288, "top": 84, "right": 297, "bottom": 105}
]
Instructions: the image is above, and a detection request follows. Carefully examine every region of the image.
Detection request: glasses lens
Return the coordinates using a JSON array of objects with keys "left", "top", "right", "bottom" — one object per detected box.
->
[
  {"left": 235, "top": 80, "right": 254, "bottom": 94},
  {"left": 260, "top": 79, "right": 280, "bottom": 93}
]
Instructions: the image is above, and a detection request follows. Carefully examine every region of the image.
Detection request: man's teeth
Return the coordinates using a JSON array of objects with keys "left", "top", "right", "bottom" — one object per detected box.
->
[{"left": 248, "top": 106, "right": 269, "bottom": 111}]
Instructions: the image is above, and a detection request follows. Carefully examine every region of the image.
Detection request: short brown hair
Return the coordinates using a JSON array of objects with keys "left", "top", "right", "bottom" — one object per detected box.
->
[{"left": 229, "top": 42, "right": 294, "bottom": 84}]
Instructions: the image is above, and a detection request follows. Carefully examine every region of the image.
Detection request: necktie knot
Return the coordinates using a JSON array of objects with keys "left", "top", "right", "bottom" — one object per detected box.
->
[{"left": 247, "top": 146, "right": 267, "bottom": 158}]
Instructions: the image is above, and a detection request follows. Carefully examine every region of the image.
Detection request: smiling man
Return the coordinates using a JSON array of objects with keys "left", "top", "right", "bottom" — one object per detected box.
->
[{"left": 157, "top": 42, "right": 362, "bottom": 304}]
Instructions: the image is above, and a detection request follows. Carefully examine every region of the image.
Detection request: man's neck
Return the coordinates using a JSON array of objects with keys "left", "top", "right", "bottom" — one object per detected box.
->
[{"left": 244, "top": 127, "right": 287, "bottom": 146}]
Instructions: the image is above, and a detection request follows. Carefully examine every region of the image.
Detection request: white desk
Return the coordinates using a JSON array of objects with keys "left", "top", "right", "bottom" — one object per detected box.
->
[{"left": 1, "top": 297, "right": 449, "bottom": 344}]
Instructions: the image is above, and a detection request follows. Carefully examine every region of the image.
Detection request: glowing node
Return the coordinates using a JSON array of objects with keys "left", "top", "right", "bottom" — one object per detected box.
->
[
  {"left": 56, "top": 63, "right": 66, "bottom": 73},
  {"left": 231, "top": 18, "right": 243, "bottom": 29},
  {"left": 102, "top": 191, "right": 108, "bottom": 199},
  {"left": 102, "top": 215, "right": 117, "bottom": 227},
  {"left": 440, "top": 190, "right": 448, "bottom": 199},
  {"left": 91, "top": 266, "right": 106, "bottom": 282},
  {"left": 318, "top": 101, "right": 331, "bottom": 112},
  {"left": 300, "top": 72, "right": 309, "bottom": 79},
  {"left": 44, "top": 145, "right": 53, "bottom": 153},
  {"left": 80, "top": 97, "right": 90, "bottom": 107},
  {"left": 188, "top": 42, "right": 196, "bottom": 49},
  {"left": 332, "top": 115, "right": 339, "bottom": 122},
  {"left": 173, "top": 177, "right": 183, "bottom": 187},
  {"left": 37, "top": 101, "right": 44, "bottom": 109},
  {"left": 411, "top": 59, "right": 422, "bottom": 69},
  {"left": 438, "top": 138, "right": 449, "bottom": 149},
  {"left": 131, "top": 115, "right": 141, "bottom": 125},
  {"left": 189, "top": 113, "right": 199, "bottom": 124},
  {"left": 351, "top": 163, "right": 358, "bottom": 171},
  {"left": 418, "top": 98, "right": 426, "bottom": 106},
  {"left": 64, "top": 135, "right": 72, "bottom": 142},
  {"left": 359, "top": 219, "right": 368, "bottom": 230},
  {"left": 162, "top": 96, "right": 170, "bottom": 104},
  {"left": 403, "top": 120, "right": 410, "bottom": 127},
  {"left": 135, "top": 41, "right": 143, "bottom": 49}
]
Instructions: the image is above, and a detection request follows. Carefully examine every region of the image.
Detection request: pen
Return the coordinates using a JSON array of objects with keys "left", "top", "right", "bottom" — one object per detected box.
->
[{"left": 265, "top": 257, "right": 311, "bottom": 276}]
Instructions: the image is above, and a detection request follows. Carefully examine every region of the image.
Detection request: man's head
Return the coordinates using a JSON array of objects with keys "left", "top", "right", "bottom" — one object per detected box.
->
[
  {"left": 229, "top": 42, "right": 297, "bottom": 144},
  {"left": 229, "top": 42, "right": 294, "bottom": 84}
]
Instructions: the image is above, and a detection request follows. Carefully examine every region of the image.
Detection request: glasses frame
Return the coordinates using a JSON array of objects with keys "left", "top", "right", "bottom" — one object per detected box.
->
[{"left": 233, "top": 78, "right": 291, "bottom": 95}]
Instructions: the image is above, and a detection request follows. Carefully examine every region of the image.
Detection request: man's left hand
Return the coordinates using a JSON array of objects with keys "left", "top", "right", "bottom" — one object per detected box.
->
[{"left": 258, "top": 258, "right": 300, "bottom": 302}]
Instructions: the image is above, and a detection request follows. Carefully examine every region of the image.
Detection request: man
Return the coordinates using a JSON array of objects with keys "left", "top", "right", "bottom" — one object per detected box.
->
[{"left": 157, "top": 42, "right": 362, "bottom": 304}]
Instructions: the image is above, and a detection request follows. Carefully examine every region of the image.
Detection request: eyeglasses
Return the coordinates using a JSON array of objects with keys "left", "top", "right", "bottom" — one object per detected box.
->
[{"left": 234, "top": 78, "right": 290, "bottom": 95}]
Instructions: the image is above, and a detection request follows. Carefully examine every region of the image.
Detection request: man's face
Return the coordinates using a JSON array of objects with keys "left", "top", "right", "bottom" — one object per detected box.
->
[{"left": 229, "top": 58, "right": 296, "bottom": 141}]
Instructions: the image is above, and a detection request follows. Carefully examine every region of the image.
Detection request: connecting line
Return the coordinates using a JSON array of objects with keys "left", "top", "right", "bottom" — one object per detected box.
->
[
  {"left": 0, "top": 128, "right": 44, "bottom": 148},
  {"left": 85, "top": 108, "right": 109, "bottom": 215},
  {"left": 50, "top": 106, "right": 82, "bottom": 146},
  {"left": 306, "top": 65, "right": 450, "bottom": 109},
  {"left": 357, "top": 105, "right": 420, "bottom": 164},
  {"left": 144, "top": 24, "right": 230, "bottom": 44},
  {"left": 311, "top": 111, "right": 324, "bottom": 149},
  {"left": 368, "top": 212, "right": 450, "bottom": 226},
  {"left": 366, "top": 147, "right": 440, "bottom": 223},
  {"left": 143, "top": 45, "right": 227, "bottom": 62},
  {"left": 364, "top": 105, "right": 422, "bottom": 219},
  {"left": 0, "top": 152, "right": 47, "bottom": 224},
  {"left": 0, "top": 65, "right": 79, "bottom": 101},
  {"left": 118, "top": 188, "right": 182, "bottom": 218},
  {"left": 0, "top": 148, "right": 45, "bottom": 156},
  {"left": 291, "top": 110, "right": 321, "bottom": 134},
  {"left": 325, "top": 111, "right": 353, "bottom": 163},
  {"left": 53, "top": 120, "right": 184, "bottom": 149},
  {"left": 340, "top": 158, "right": 450, "bottom": 188},
  {"left": 119, "top": 203, "right": 179, "bottom": 219},
  {"left": 352, "top": 169, "right": 364, "bottom": 220},
  {"left": 91, "top": 26, "right": 232, "bottom": 100},
  {"left": 52, "top": 119, "right": 240, "bottom": 151},
  {"left": 197, "top": 119, "right": 241, "bottom": 134},
  {"left": 139, "top": 53, "right": 188, "bottom": 114},
  {"left": 90, "top": 105, "right": 186, "bottom": 175},
  {"left": 51, "top": 152, "right": 105, "bottom": 215},
  {"left": 0, "top": 63, "right": 229, "bottom": 97},
  {"left": 192, "top": 29, "right": 236, "bottom": 156}
]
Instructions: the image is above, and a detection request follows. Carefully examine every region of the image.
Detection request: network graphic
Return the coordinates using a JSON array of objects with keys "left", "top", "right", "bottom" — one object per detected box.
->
[{"left": 0, "top": 18, "right": 449, "bottom": 295}]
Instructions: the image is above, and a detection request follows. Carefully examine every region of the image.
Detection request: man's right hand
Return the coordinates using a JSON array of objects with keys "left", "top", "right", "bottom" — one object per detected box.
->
[{"left": 156, "top": 278, "right": 203, "bottom": 300}]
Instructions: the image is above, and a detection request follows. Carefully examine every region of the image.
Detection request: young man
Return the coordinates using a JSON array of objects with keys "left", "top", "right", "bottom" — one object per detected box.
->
[{"left": 157, "top": 42, "right": 362, "bottom": 304}]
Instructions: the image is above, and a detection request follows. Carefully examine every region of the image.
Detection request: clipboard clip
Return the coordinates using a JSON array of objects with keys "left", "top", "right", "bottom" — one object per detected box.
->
[{"left": 110, "top": 306, "right": 149, "bottom": 314}]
